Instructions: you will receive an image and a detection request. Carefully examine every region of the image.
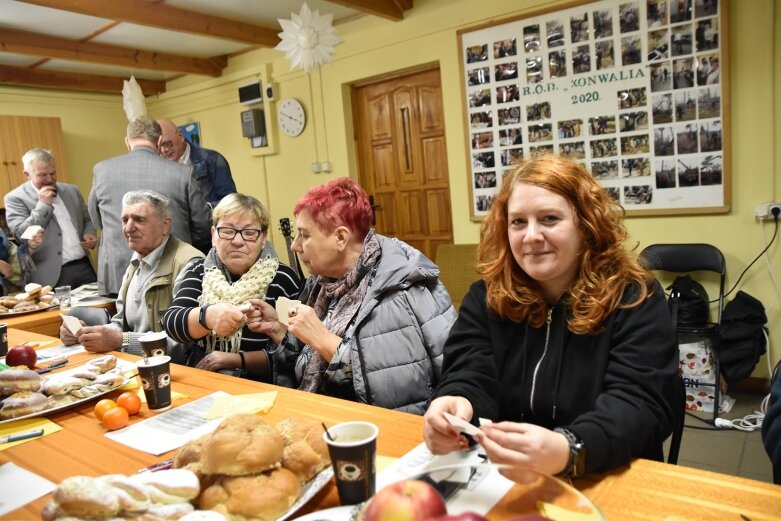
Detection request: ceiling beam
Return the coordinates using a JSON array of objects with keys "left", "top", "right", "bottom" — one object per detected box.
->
[
  {"left": 327, "top": 0, "right": 411, "bottom": 21},
  {"left": 0, "top": 64, "right": 166, "bottom": 96},
  {"left": 16, "top": 0, "right": 280, "bottom": 46},
  {"left": 0, "top": 28, "right": 226, "bottom": 77}
]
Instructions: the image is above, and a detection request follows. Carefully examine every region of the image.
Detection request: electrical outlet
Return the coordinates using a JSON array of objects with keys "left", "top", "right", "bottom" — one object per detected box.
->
[
  {"left": 770, "top": 203, "right": 781, "bottom": 219},
  {"left": 755, "top": 202, "right": 781, "bottom": 219}
]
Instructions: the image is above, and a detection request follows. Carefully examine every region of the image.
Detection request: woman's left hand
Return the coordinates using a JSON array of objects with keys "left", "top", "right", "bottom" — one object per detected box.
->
[
  {"left": 287, "top": 304, "right": 342, "bottom": 360},
  {"left": 197, "top": 351, "right": 230, "bottom": 372},
  {"left": 475, "top": 422, "right": 571, "bottom": 476}
]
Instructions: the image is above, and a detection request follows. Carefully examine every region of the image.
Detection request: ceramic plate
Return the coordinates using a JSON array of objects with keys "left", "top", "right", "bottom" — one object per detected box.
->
[
  {"left": 0, "top": 302, "right": 59, "bottom": 317},
  {"left": 417, "top": 463, "right": 606, "bottom": 520},
  {"left": 293, "top": 506, "right": 360, "bottom": 521}
]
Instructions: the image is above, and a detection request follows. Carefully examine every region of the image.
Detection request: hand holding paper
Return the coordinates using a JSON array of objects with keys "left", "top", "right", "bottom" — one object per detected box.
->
[
  {"left": 20, "top": 225, "right": 43, "bottom": 240},
  {"left": 444, "top": 412, "right": 481, "bottom": 436},
  {"left": 60, "top": 314, "right": 83, "bottom": 336},
  {"left": 275, "top": 297, "right": 301, "bottom": 326}
]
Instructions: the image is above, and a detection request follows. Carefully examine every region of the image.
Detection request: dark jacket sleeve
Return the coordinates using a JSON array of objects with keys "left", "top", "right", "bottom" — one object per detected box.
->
[
  {"left": 568, "top": 281, "right": 678, "bottom": 473},
  {"left": 434, "top": 281, "right": 503, "bottom": 418},
  {"left": 763, "top": 362, "right": 781, "bottom": 484}
]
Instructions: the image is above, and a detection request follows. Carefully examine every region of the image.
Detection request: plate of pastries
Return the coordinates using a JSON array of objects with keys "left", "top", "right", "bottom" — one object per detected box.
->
[
  {"left": 41, "top": 413, "right": 333, "bottom": 521},
  {"left": 0, "top": 283, "right": 59, "bottom": 315},
  {"left": 0, "top": 354, "right": 130, "bottom": 422}
]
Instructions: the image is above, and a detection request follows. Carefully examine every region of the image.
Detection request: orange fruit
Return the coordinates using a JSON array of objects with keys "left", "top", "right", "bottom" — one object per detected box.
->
[
  {"left": 116, "top": 392, "right": 142, "bottom": 415},
  {"left": 102, "top": 406, "right": 129, "bottom": 430},
  {"left": 94, "top": 399, "right": 117, "bottom": 421}
]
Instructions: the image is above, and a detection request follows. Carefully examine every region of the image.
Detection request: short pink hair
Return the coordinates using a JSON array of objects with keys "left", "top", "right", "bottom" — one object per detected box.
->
[{"left": 293, "top": 177, "right": 372, "bottom": 239}]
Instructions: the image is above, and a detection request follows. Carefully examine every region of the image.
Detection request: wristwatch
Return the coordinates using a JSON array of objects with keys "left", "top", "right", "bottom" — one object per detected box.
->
[
  {"left": 198, "top": 305, "right": 210, "bottom": 329},
  {"left": 554, "top": 427, "right": 586, "bottom": 478}
]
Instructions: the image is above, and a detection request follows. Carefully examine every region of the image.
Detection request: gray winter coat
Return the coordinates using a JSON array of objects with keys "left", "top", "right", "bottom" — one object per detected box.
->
[{"left": 273, "top": 234, "right": 457, "bottom": 414}]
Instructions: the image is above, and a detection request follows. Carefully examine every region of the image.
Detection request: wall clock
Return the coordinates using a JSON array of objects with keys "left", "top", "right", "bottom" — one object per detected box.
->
[{"left": 277, "top": 98, "right": 306, "bottom": 137}]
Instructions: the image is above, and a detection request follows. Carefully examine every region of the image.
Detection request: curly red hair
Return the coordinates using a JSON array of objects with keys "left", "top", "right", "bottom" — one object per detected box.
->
[
  {"left": 477, "top": 155, "right": 651, "bottom": 334},
  {"left": 293, "top": 177, "right": 372, "bottom": 239}
]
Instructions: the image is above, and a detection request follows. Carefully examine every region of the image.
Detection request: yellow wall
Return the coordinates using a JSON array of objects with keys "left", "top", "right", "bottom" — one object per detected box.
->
[{"left": 0, "top": 0, "right": 778, "bottom": 377}]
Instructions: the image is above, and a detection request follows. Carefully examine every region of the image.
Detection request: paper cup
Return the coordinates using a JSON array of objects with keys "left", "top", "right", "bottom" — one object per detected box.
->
[
  {"left": 136, "top": 355, "right": 172, "bottom": 411},
  {"left": 139, "top": 331, "right": 169, "bottom": 358},
  {"left": 323, "top": 421, "right": 378, "bottom": 505}
]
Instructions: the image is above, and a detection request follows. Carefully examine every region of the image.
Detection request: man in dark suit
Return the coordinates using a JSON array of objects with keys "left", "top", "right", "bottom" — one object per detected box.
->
[
  {"left": 4, "top": 148, "right": 97, "bottom": 288},
  {"left": 89, "top": 116, "right": 211, "bottom": 296}
]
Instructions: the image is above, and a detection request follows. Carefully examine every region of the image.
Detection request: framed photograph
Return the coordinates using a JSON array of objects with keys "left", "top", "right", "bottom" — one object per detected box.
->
[
  {"left": 459, "top": 0, "right": 729, "bottom": 219},
  {"left": 178, "top": 121, "right": 201, "bottom": 146}
]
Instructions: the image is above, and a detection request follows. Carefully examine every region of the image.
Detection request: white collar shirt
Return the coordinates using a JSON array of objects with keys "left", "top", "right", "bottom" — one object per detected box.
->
[
  {"left": 124, "top": 237, "right": 168, "bottom": 333},
  {"left": 33, "top": 181, "right": 84, "bottom": 264},
  {"left": 179, "top": 142, "right": 192, "bottom": 165}
]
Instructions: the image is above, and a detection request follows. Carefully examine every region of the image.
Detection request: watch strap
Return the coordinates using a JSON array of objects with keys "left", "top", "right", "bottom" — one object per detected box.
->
[
  {"left": 198, "top": 305, "right": 210, "bottom": 329},
  {"left": 554, "top": 427, "right": 586, "bottom": 478}
]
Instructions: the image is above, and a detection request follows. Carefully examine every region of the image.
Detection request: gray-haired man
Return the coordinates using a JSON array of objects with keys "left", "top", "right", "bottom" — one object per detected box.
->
[{"left": 61, "top": 190, "right": 203, "bottom": 356}]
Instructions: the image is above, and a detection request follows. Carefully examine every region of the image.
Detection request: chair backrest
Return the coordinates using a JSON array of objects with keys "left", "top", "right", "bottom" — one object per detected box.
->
[
  {"left": 640, "top": 243, "right": 726, "bottom": 321},
  {"left": 68, "top": 306, "right": 111, "bottom": 326},
  {"left": 435, "top": 244, "right": 479, "bottom": 311}
]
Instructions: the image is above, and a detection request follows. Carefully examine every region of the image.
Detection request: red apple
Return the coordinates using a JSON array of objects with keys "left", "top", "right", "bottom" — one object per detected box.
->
[
  {"left": 6, "top": 345, "right": 37, "bottom": 369},
  {"left": 427, "top": 513, "right": 488, "bottom": 521},
  {"left": 360, "top": 480, "right": 447, "bottom": 521}
]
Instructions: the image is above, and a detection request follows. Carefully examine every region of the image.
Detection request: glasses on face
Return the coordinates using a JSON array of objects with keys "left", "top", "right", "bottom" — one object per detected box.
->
[
  {"left": 159, "top": 140, "right": 174, "bottom": 152},
  {"left": 216, "top": 227, "right": 263, "bottom": 242}
]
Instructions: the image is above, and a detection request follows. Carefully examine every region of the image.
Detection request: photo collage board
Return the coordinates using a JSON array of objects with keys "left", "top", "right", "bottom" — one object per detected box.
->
[{"left": 460, "top": 0, "right": 727, "bottom": 218}]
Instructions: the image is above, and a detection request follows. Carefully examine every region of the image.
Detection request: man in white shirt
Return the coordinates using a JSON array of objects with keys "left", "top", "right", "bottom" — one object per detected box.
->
[
  {"left": 4, "top": 148, "right": 97, "bottom": 288},
  {"left": 60, "top": 190, "right": 203, "bottom": 356}
]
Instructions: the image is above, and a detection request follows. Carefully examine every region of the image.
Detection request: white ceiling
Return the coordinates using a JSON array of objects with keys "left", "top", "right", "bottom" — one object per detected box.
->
[{"left": 0, "top": 0, "right": 393, "bottom": 93}]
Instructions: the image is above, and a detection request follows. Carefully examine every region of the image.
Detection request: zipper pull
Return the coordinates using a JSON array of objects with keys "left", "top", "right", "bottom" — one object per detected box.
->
[{"left": 546, "top": 307, "right": 553, "bottom": 325}]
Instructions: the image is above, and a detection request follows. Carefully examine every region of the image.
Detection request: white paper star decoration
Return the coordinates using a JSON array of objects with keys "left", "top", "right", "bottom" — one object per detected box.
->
[{"left": 275, "top": 3, "right": 343, "bottom": 73}]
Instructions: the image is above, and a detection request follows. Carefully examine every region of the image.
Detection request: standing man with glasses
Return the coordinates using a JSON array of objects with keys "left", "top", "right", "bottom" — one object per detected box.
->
[
  {"left": 163, "top": 193, "right": 301, "bottom": 379},
  {"left": 89, "top": 116, "right": 212, "bottom": 296},
  {"left": 157, "top": 119, "right": 237, "bottom": 207}
]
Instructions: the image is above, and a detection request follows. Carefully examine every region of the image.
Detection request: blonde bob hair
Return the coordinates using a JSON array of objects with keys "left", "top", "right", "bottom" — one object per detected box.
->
[
  {"left": 477, "top": 154, "right": 651, "bottom": 334},
  {"left": 212, "top": 193, "right": 270, "bottom": 233}
]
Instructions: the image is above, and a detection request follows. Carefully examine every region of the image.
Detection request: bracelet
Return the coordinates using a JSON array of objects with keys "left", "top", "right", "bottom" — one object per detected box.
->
[
  {"left": 554, "top": 427, "right": 586, "bottom": 478},
  {"left": 121, "top": 332, "right": 129, "bottom": 352},
  {"left": 238, "top": 350, "right": 246, "bottom": 376},
  {"left": 198, "top": 305, "right": 210, "bottom": 329}
]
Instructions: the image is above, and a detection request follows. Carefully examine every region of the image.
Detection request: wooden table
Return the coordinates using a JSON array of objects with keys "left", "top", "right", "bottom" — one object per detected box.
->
[
  {"left": 2, "top": 329, "right": 781, "bottom": 520},
  {"left": 0, "top": 299, "right": 115, "bottom": 337}
]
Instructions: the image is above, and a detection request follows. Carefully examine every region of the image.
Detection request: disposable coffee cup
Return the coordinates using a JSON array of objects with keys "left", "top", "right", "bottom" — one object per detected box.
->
[
  {"left": 136, "top": 355, "right": 172, "bottom": 411},
  {"left": 323, "top": 421, "right": 378, "bottom": 505},
  {"left": 0, "top": 323, "right": 7, "bottom": 356},
  {"left": 139, "top": 331, "right": 169, "bottom": 358}
]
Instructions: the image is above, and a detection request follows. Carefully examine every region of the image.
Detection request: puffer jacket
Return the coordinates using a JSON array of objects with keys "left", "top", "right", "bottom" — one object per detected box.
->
[{"left": 274, "top": 234, "right": 457, "bottom": 414}]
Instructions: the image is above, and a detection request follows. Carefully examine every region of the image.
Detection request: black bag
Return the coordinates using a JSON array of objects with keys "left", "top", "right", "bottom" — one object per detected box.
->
[
  {"left": 667, "top": 275, "right": 710, "bottom": 330},
  {"left": 715, "top": 291, "right": 768, "bottom": 383}
]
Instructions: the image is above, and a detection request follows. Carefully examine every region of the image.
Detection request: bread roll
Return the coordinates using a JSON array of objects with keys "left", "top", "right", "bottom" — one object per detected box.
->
[
  {"left": 179, "top": 511, "right": 227, "bottom": 521},
  {"left": 101, "top": 474, "right": 151, "bottom": 514},
  {"left": 0, "top": 297, "right": 18, "bottom": 308},
  {"left": 53, "top": 476, "right": 121, "bottom": 518},
  {"left": 0, "top": 391, "right": 50, "bottom": 418},
  {"left": 25, "top": 282, "right": 43, "bottom": 296},
  {"left": 87, "top": 354, "right": 118, "bottom": 373},
  {"left": 41, "top": 376, "right": 90, "bottom": 396},
  {"left": 0, "top": 366, "right": 41, "bottom": 395},
  {"left": 199, "top": 468, "right": 301, "bottom": 521},
  {"left": 276, "top": 418, "right": 331, "bottom": 482},
  {"left": 201, "top": 414, "right": 284, "bottom": 476}
]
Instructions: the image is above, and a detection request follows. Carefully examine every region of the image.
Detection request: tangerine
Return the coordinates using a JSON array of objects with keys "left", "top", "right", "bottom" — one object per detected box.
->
[
  {"left": 116, "top": 392, "right": 142, "bottom": 415},
  {"left": 94, "top": 399, "right": 117, "bottom": 421},
  {"left": 102, "top": 406, "right": 129, "bottom": 430}
]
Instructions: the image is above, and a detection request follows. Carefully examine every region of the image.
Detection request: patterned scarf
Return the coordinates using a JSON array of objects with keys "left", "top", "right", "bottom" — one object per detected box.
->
[
  {"left": 299, "top": 229, "right": 381, "bottom": 393},
  {"left": 199, "top": 247, "right": 279, "bottom": 354}
]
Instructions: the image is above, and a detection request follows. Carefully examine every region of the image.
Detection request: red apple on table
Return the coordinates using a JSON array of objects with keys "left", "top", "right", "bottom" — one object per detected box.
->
[
  {"left": 360, "top": 479, "right": 447, "bottom": 521},
  {"left": 5, "top": 345, "right": 37, "bottom": 369}
]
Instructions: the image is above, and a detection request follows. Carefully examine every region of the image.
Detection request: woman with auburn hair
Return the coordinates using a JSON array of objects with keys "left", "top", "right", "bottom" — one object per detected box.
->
[
  {"left": 423, "top": 155, "right": 678, "bottom": 477},
  {"left": 256, "top": 177, "right": 456, "bottom": 414}
]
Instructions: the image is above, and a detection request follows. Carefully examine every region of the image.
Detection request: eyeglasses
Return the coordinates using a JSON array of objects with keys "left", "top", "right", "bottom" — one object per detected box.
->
[
  {"left": 159, "top": 140, "right": 174, "bottom": 152},
  {"left": 216, "top": 227, "right": 263, "bottom": 242}
]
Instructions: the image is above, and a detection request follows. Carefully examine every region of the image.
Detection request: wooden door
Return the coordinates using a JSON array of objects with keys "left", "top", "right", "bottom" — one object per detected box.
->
[
  {"left": 352, "top": 67, "right": 452, "bottom": 261},
  {"left": 0, "top": 115, "right": 69, "bottom": 208}
]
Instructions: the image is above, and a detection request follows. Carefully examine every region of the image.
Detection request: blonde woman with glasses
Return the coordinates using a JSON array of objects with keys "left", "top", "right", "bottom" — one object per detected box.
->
[{"left": 163, "top": 193, "right": 301, "bottom": 380}]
